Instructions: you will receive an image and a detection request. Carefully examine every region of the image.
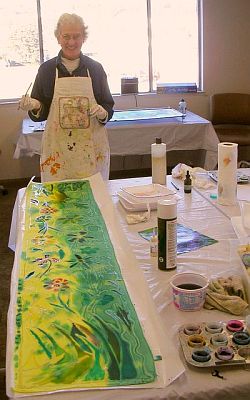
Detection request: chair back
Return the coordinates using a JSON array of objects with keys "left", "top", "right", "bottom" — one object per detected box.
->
[{"left": 210, "top": 93, "right": 250, "bottom": 125}]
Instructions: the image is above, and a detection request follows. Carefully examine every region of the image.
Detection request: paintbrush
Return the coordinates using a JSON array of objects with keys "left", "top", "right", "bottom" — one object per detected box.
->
[
  {"left": 171, "top": 181, "right": 180, "bottom": 191},
  {"left": 18, "top": 82, "right": 33, "bottom": 110}
]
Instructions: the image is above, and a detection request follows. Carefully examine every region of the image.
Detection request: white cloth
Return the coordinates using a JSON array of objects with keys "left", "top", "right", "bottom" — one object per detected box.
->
[
  {"left": 40, "top": 69, "right": 110, "bottom": 182},
  {"left": 15, "top": 111, "right": 220, "bottom": 171},
  {"left": 126, "top": 204, "right": 151, "bottom": 224},
  {"left": 172, "top": 163, "right": 215, "bottom": 189}
]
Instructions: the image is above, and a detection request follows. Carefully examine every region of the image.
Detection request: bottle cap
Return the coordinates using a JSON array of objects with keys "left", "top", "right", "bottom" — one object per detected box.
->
[
  {"left": 157, "top": 199, "right": 177, "bottom": 219},
  {"left": 155, "top": 137, "right": 162, "bottom": 144}
]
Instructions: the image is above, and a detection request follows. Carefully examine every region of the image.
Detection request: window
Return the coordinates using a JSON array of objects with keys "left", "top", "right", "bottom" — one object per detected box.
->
[
  {"left": 0, "top": 0, "right": 201, "bottom": 100},
  {"left": 150, "top": 0, "right": 200, "bottom": 91},
  {"left": 0, "top": 0, "right": 39, "bottom": 99}
]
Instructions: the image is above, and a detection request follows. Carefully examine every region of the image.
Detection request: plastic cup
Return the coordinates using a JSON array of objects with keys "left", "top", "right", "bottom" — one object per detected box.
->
[
  {"left": 240, "top": 200, "right": 250, "bottom": 232},
  {"left": 170, "top": 272, "right": 209, "bottom": 311}
]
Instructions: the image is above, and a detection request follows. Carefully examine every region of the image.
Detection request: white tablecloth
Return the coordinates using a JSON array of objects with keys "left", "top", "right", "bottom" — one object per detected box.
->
[
  {"left": 7, "top": 174, "right": 250, "bottom": 400},
  {"left": 14, "top": 111, "right": 219, "bottom": 170}
]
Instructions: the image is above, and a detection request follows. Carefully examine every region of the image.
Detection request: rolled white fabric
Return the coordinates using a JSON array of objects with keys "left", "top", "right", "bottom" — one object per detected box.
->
[{"left": 217, "top": 142, "right": 238, "bottom": 205}]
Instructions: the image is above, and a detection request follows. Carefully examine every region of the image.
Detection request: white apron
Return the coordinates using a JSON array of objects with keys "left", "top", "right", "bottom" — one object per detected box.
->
[{"left": 40, "top": 69, "right": 110, "bottom": 182}]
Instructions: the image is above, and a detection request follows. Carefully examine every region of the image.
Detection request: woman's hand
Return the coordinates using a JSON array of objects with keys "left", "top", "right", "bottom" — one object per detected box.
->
[
  {"left": 89, "top": 104, "right": 108, "bottom": 122},
  {"left": 19, "top": 95, "right": 41, "bottom": 111}
]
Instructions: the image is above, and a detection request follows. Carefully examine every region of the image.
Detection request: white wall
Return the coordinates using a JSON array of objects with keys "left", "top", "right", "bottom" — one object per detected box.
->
[
  {"left": 204, "top": 0, "right": 250, "bottom": 94},
  {"left": 1, "top": 0, "right": 250, "bottom": 180}
]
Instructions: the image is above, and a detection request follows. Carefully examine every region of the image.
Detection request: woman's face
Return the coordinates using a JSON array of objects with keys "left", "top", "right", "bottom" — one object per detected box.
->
[{"left": 57, "top": 22, "right": 84, "bottom": 60}]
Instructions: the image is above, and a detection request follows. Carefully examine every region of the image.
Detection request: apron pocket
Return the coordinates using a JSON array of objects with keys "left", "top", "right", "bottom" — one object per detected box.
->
[{"left": 59, "top": 96, "right": 90, "bottom": 129}]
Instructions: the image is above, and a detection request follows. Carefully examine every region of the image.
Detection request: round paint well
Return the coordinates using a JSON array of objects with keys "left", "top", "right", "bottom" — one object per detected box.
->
[
  {"left": 205, "top": 322, "right": 223, "bottom": 334},
  {"left": 188, "top": 334, "right": 206, "bottom": 348},
  {"left": 232, "top": 331, "right": 250, "bottom": 346},
  {"left": 211, "top": 333, "right": 228, "bottom": 347},
  {"left": 246, "top": 315, "right": 250, "bottom": 334},
  {"left": 192, "top": 348, "right": 211, "bottom": 363},
  {"left": 183, "top": 324, "right": 201, "bottom": 335},
  {"left": 238, "top": 347, "right": 250, "bottom": 360},
  {"left": 215, "top": 346, "right": 234, "bottom": 361},
  {"left": 226, "top": 320, "right": 244, "bottom": 332}
]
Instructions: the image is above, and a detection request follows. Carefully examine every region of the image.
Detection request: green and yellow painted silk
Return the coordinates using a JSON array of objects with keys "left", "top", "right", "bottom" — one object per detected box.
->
[{"left": 14, "top": 180, "right": 156, "bottom": 393}]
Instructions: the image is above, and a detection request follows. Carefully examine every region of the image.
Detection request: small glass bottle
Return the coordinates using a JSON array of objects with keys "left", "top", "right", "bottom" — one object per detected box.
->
[
  {"left": 150, "top": 229, "right": 158, "bottom": 257},
  {"left": 184, "top": 170, "right": 192, "bottom": 193},
  {"left": 178, "top": 98, "right": 187, "bottom": 115}
]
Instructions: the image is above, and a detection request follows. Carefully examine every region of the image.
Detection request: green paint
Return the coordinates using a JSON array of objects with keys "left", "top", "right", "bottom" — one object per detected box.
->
[{"left": 14, "top": 180, "right": 157, "bottom": 392}]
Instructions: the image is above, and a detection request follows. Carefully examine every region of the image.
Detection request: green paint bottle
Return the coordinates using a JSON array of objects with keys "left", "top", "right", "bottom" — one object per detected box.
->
[{"left": 157, "top": 199, "right": 177, "bottom": 270}]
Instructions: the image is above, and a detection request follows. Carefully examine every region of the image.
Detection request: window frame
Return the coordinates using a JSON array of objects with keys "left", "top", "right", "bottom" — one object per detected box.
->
[{"left": 0, "top": 0, "right": 202, "bottom": 101}]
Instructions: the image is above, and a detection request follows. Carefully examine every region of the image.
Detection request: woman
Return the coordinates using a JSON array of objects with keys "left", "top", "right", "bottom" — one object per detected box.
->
[{"left": 19, "top": 13, "right": 114, "bottom": 182}]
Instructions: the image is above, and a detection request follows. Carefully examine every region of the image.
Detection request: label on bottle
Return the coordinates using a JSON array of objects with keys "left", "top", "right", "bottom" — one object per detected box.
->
[
  {"left": 152, "top": 155, "right": 166, "bottom": 185},
  {"left": 158, "top": 217, "right": 177, "bottom": 270},
  {"left": 150, "top": 238, "right": 158, "bottom": 257},
  {"left": 184, "top": 184, "right": 192, "bottom": 193},
  {"left": 178, "top": 102, "right": 186, "bottom": 114}
]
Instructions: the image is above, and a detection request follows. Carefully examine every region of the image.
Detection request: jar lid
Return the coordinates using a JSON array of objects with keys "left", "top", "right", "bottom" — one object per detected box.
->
[{"left": 157, "top": 199, "right": 177, "bottom": 219}]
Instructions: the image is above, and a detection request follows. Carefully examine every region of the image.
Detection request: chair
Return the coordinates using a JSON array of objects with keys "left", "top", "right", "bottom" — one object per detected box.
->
[
  {"left": 0, "top": 185, "right": 8, "bottom": 195},
  {"left": 210, "top": 93, "right": 250, "bottom": 162}
]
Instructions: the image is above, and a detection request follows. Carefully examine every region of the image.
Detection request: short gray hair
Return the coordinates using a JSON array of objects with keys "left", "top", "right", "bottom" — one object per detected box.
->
[{"left": 54, "top": 13, "right": 88, "bottom": 40}]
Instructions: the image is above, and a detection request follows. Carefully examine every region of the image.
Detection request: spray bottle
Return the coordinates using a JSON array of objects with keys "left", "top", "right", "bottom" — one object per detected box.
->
[
  {"left": 178, "top": 98, "right": 187, "bottom": 115},
  {"left": 151, "top": 138, "right": 167, "bottom": 185}
]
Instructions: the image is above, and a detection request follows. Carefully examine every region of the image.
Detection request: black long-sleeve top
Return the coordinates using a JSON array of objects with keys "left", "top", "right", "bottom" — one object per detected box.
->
[{"left": 29, "top": 50, "right": 114, "bottom": 123}]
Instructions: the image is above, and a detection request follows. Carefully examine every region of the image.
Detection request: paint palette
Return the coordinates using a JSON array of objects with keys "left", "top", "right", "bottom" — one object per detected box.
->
[{"left": 178, "top": 320, "right": 250, "bottom": 368}]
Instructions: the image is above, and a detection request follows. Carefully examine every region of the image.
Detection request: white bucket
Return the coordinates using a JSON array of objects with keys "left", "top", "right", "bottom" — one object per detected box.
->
[{"left": 170, "top": 272, "right": 209, "bottom": 311}]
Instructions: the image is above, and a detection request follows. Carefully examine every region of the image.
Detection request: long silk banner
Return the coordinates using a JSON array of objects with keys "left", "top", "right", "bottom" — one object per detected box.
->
[{"left": 13, "top": 180, "right": 156, "bottom": 393}]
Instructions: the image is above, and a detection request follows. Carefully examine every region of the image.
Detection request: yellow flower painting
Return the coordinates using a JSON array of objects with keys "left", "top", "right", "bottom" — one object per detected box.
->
[{"left": 13, "top": 180, "right": 156, "bottom": 394}]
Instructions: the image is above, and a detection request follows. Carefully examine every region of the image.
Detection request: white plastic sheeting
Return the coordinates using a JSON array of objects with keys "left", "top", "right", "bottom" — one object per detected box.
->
[{"left": 7, "top": 173, "right": 250, "bottom": 400}]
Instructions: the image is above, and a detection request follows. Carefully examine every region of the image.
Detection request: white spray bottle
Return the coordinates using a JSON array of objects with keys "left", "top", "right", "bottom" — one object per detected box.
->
[{"left": 151, "top": 138, "right": 167, "bottom": 185}]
